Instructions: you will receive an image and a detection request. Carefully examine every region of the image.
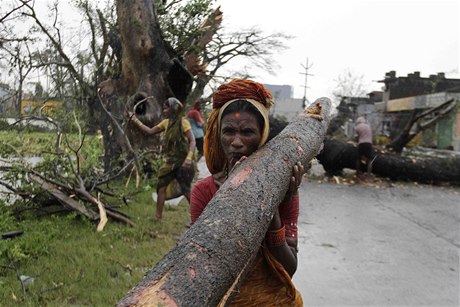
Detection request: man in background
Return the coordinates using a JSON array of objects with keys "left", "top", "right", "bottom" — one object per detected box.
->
[{"left": 354, "top": 116, "right": 374, "bottom": 177}]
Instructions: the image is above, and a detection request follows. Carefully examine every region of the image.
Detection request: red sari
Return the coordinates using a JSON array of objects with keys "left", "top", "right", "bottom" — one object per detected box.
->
[{"left": 191, "top": 176, "right": 303, "bottom": 306}]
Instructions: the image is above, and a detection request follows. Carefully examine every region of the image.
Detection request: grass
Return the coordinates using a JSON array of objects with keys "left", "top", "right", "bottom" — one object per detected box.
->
[
  {"left": 0, "top": 181, "right": 190, "bottom": 306},
  {"left": 0, "top": 130, "right": 103, "bottom": 158}
]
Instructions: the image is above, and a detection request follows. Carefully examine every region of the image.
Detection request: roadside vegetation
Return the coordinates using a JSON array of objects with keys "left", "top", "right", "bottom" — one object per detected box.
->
[{"left": 0, "top": 129, "right": 189, "bottom": 306}]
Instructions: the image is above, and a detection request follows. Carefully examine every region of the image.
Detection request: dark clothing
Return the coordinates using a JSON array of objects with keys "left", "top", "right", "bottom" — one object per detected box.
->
[
  {"left": 195, "top": 137, "right": 204, "bottom": 157},
  {"left": 157, "top": 163, "right": 194, "bottom": 194},
  {"left": 358, "top": 142, "right": 373, "bottom": 160}
]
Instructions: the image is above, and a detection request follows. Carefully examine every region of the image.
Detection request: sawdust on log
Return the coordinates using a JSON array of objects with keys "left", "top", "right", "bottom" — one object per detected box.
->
[{"left": 304, "top": 102, "right": 323, "bottom": 121}]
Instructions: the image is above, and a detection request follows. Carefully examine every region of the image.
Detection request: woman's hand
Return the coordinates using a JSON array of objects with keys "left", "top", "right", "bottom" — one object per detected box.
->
[
  {"left": 212, "top": 171, "right": 227, "bottom": 187},
  {"left": 229, "top": 156, "right": 247, "bottom": 173},
  {"left": 285, "top": 161, "right": 304, "bottom": 200},
  {"left": 213, "top": 156, "right": 247, "bottom": 187},
  {"left": 182, "top": 158, "right": 192, "bottom": 169}
]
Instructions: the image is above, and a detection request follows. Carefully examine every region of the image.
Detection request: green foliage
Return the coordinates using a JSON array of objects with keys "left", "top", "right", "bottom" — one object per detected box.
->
[
  {"left": 0, "top": 128, "right": 189, "bottom": 305},
  {"left": 0, "top": 180, "right": 190, "bottom": 306},
  {"left": 0, "top": 213, "right": 63, "bottom": 266},
  {"left": 0, "top": 131, "right": 56, "bottom": 157},
  {"left": 157, "top": 0, "right": 216, "bottom": 56},
  {"left": 0, "top": 118, "right": 9, "bottom": 130}
]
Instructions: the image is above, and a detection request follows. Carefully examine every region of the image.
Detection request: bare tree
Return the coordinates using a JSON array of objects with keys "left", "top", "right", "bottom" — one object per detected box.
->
[
  {"left": 186, "top": 27, "right": 291, "bottom": 104},
  {"left": 332, "top": 68, "right": 370, "bottom": 102},
  {"left": 1, "top": 38, "right": 34, "bottom": 113}
]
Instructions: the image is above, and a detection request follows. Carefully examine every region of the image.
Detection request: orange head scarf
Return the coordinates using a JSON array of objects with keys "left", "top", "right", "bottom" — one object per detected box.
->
[{"left": 204, "top": 79, "right": 274, "bottom": 174}]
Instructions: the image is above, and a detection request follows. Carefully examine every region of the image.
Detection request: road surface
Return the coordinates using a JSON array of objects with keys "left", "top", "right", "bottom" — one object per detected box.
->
[
  {"left": 293, "top": 178, "right": 459, "bottom": 306},
  {"left": 195, "top": 157, "right": 459, "bottom": 306}
]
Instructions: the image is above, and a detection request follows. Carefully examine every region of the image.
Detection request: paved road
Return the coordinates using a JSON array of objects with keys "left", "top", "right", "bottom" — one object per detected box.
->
[
  {"left": 293, "top": 179, "right": 460, "bottom": 306},
  {"left": 195, "top": 158, "right": 459, "bottom": 305}
]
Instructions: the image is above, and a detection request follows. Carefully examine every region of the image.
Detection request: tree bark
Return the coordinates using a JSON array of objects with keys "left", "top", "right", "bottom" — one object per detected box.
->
[
  {"left": 98, "top": 0, "right": 193, "bottom": 162},
  {"left": 117, "top": 98, "right": 332, "bottom": 306},
  {"left": 317, "top": 138, "right": 460, "bottom": 184}
]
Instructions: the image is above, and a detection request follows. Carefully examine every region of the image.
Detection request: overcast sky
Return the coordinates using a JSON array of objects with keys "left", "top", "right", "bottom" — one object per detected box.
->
[
  {"left": 216, "top": 0, "right": 460, "bottom": 100},
  {"left": 14, "top": 0, "right": 460, "bottom": 101}
]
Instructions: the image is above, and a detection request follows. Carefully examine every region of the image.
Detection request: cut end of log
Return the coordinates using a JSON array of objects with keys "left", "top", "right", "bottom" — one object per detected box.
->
[
  {"left": 117, "top": 270, "right": 178, "bottom": 307},
  {"left": 303, "top": 102, "right": 323, "bottom": 121}
]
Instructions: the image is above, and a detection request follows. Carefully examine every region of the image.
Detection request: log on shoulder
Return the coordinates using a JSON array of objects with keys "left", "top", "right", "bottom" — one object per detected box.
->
[{"left": 117, "top": 98, "right": 332, "bottom": 307}]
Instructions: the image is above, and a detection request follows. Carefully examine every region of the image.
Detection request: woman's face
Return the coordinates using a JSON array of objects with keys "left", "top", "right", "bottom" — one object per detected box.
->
[
  {"left": 162, "top": 103, "right": 171, "bottom": 118},
  {"left": 220, "top": 111, "right": 262, "bottom": 168}
]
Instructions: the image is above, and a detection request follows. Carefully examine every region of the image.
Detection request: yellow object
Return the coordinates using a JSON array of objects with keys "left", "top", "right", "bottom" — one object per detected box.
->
[
  {"left": 156, "top": 118, "right": 191, "bottom": 133},
  {"left": 21, "top": 100, "right": 63, "bottom": 115},
  {"left": 406, "top": 133, "right": 422, "bottom": 148},
  {"left": 375, "top": 135, "right": 390, "bottom": 146}
]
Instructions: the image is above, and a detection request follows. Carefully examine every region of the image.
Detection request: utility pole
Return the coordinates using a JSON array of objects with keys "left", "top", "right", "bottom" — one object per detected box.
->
[{"left": 299, "top": 57, "right": 314, "bottom": 109}]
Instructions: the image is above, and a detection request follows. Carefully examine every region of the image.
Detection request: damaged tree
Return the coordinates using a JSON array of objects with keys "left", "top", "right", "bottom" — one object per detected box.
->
[
  {"left": 117, "top": 99, "right": 331, "bottom": 306},
  {"left": 0, "top": 116, "right": 136, "bottom": 229},
  {"left": 97, "top": 0, "right": 194, "bottom": 163},
  {"left": 386, "top": 99, "right": 456, "bottom": 153},
  {"left": 317, "top": 97, "right": 460, "bottom": 185},
  {"left": 317, "top": 138, "right": 460, "bottom": 185}
]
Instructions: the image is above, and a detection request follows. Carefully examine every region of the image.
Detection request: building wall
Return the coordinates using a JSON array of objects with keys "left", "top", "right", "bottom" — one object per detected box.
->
[
  {"left": 451, "top": 100, "right": 460, "bottom": 151},
  {"left": 381, "top": 71, "right": 460, "bottom": 100},
  {"left": 0, "top": 88, "right": 12, "bottom": 113},
  {"left": 270, "top": 98, "right": 304, "bottom": 122},
  {"left": 263, "top": 84, "right": 293, "bottom": 99},
  {"left": 384, "top": 92, "right": 460, "bottom": 151}
]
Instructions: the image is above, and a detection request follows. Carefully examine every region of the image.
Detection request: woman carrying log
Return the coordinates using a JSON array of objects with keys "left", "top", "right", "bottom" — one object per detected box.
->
[
  {"left": 129, "top": 97, "right": 196, "bottom": 221},
  {"left": 190, "top": 79, "right": 304, "bottom": 305}
]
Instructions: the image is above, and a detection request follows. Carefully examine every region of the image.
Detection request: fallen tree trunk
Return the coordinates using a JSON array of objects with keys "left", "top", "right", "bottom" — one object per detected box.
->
[
  {"left": 317, "top": 138, "right": 460, "bottom": 184},
  {"left": 117, "top": 98, "right": 332, "bottom": 306}
]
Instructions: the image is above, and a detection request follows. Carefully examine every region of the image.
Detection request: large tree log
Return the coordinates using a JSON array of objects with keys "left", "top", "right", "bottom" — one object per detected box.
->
[
  {"left": 317, "top": 138, "right": 460, "bottom": 184},
  {"left": 117, "top": 98, "right": 332, "bottom": 306}
]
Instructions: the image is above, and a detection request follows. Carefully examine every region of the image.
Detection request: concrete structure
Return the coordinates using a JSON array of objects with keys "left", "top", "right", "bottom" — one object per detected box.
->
[
  {"left": 262, "top": 84, "right": 304, "bottom": 122},
  {"left": 333, "top": 72, "right": 460, "bottom": 151},
  {"left": 263, "top": 84, "right": 293, "bottom": 99},
  {"left": 0, "top": 87, "right": 12, "bottom": 114},
  {"left": 336, "top": 94, "right": 383, "bottom": 139},
  {"left": 375, "top": 92, "right": 460, "bottom": 151},
  {"left": 270, "top": 97, "right": 304, "bottom": 122},
  {"left": 380, "top": 71, "right": 460, "bottom": 100}
]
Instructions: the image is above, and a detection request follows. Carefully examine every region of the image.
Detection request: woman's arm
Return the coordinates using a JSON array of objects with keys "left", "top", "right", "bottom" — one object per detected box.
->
[
  {"left": 266, "top": 206, "right": 298, "bottom": 277},
  {"left": 196, "top": 112, "right": 205, "bottom": 126},
  {"left": 128, "top": 112, "right": 164, "bottom": 135},
  {"left": 182, "top": 128, "right": 196, "bottom": 168},
  {"left": 265, "top": 162, "right": 303, "bottom": 277}
]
